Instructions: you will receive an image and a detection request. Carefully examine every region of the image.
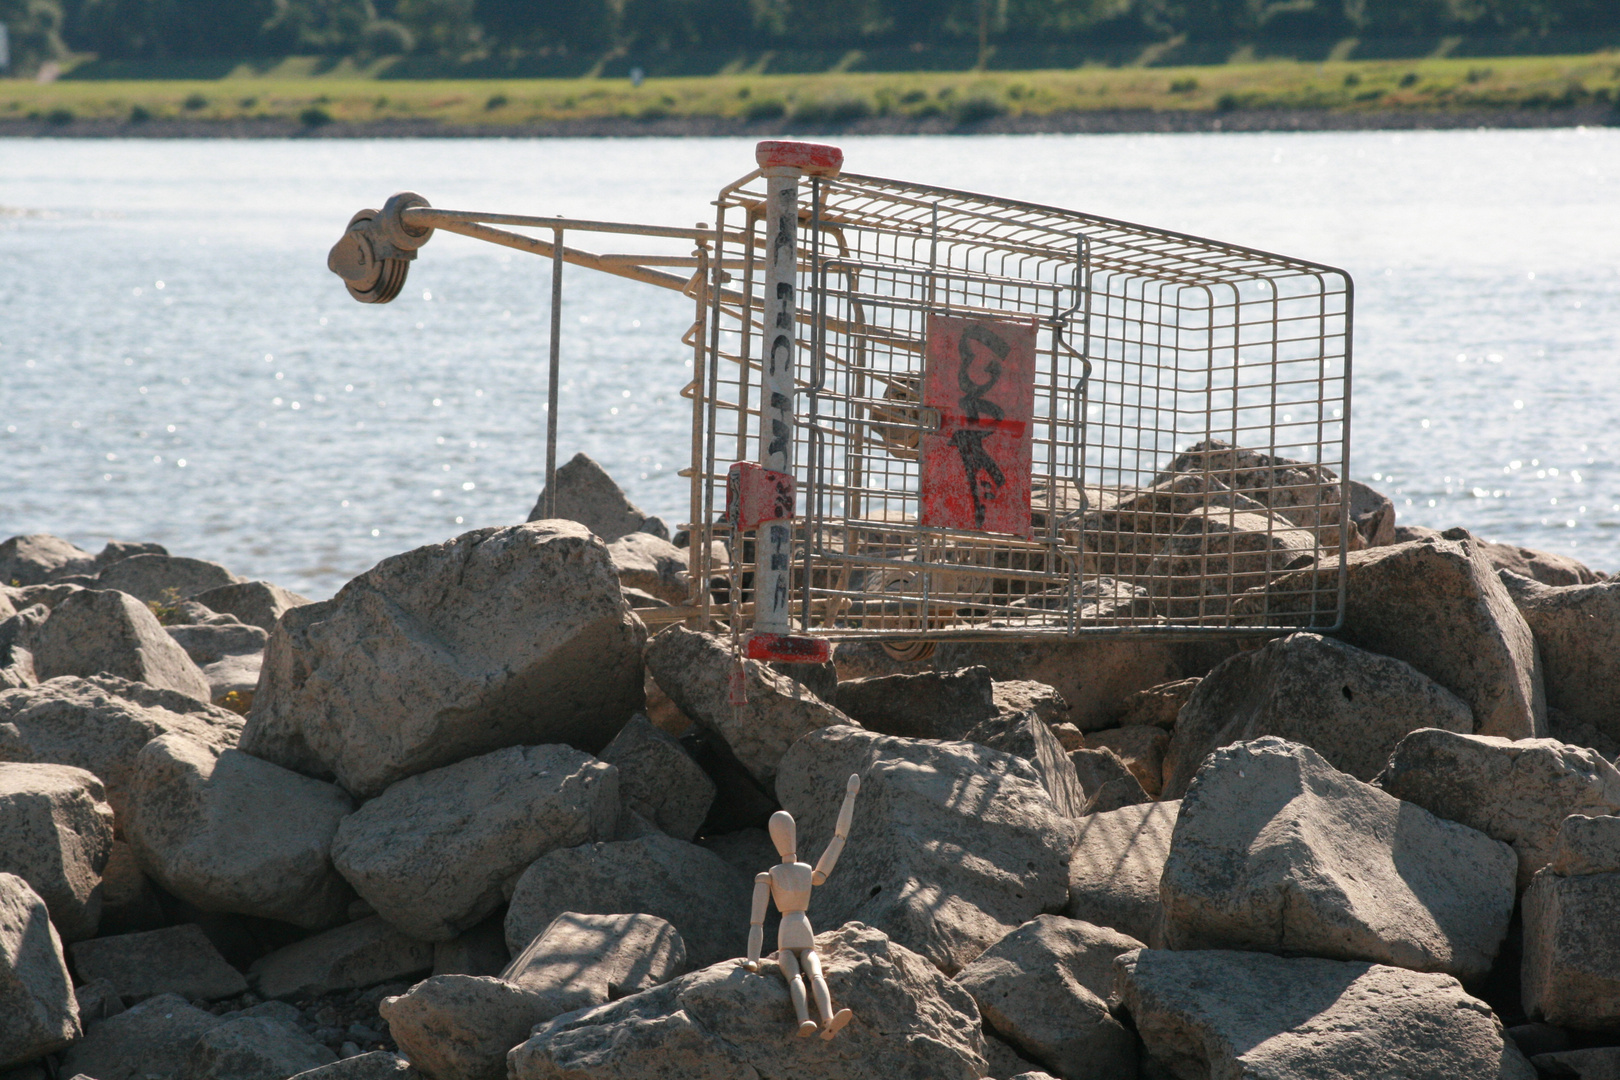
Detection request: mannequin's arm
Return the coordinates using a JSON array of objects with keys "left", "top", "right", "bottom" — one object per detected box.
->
[
  {"left": 743, "top": 872, "right": 771, "bottom": 971},
  {"left": 812, "top": 774, "right": 861, "bottom": 886}
]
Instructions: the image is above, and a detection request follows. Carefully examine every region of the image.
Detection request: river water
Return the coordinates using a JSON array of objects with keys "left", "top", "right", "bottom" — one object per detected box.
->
[{"left": 2, "top": 130, "right": 1617, "bottom": 597}]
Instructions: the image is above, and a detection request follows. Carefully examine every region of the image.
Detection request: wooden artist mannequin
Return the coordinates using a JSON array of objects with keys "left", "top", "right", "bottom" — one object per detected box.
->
[{"left": 742, "top": 773, "right": 861, "bottom": 1039}]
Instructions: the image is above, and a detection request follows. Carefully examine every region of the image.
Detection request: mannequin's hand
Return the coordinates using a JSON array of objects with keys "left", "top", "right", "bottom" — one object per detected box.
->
[{"left": 742, "top": 959, "right": 760, "bottom": 973}]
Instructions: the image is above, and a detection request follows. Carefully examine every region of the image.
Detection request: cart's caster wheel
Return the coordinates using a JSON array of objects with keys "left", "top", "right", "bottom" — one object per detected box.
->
[
  {"left": 881, "top": 639, "right": 935, "bottom": 663},
  {"left": 328, "top": 209, "right": 411, "bottom": 304}
]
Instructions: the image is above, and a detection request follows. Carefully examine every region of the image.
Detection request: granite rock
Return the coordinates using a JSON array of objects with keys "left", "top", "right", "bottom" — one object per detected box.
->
[
  {"left": 1161, "top": 738, "right": 1517, "bottom": 981},
  {"left": 0, "top": 762, "right": 114, "bottom": 941},
  {"left": 30, "top": 588, "right": 211, "bottom": 702},
  {"left": 1116, "top": 948, "right": 1535, "bottom": 1080},
  {"left": 125, "top": 734, "right": 355, "bottom": 928},
  {"left": 1377, "top": 729, "right": 1620, "bottom": 891},
  {"left": 775, "top": 725, "right": 1077, "bottom": 974},
  {"left": 242, "top": 522, "right": 645, "bottom": 799}
]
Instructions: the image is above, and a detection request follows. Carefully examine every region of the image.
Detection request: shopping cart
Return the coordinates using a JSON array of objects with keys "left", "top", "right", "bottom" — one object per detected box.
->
[{"left": 328, "top": 140, "right": 1353, "bottom": 663}]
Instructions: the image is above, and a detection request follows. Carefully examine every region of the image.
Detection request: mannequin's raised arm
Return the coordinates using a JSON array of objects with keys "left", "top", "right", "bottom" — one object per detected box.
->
[{"left": 813, "top": 774, "right": 861, "bottom": 886}]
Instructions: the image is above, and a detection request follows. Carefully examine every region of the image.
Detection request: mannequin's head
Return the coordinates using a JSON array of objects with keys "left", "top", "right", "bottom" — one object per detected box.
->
[{"left": 768, "top": 810, "right": 797, "bottom": 861}]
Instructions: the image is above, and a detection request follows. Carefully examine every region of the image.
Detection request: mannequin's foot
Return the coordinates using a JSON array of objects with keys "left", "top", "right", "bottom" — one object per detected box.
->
[
  {"left": 819, "top": 1009, "right": 853, "bottom": 1040},
  {"left": 797, "top": 1019, "right": 819, "bottom": 1038}
]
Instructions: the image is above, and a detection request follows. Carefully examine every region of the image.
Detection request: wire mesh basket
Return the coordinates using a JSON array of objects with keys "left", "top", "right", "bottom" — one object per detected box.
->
[{"left": 690, "top": 151, "right": 1352, "bottom": 643}]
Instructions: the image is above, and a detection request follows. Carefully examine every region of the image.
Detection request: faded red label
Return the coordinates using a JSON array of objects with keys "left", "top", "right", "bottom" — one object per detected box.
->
[{"left": 920, "top": 314, "right": 1035, "bottom": 537}]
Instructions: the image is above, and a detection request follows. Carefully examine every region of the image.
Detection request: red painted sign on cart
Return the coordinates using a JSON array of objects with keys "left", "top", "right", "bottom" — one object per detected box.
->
[{"left": 919, "top": 314, "right": 1036, "bottom": 537}]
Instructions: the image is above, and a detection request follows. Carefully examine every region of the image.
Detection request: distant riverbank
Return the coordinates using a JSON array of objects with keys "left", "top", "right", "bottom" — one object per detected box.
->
[
  {"left": 2, "top": 53, "right": 1615, "bottom": 137},
  {"left": 1, "top": 104, "right": 1614, "bottom": 137}
]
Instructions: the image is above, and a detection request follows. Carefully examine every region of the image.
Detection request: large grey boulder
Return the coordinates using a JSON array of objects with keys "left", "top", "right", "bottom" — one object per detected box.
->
[
  {"left": 0, "top": 763, "right": 114, "bottom": 941},
  {"left": 94, "top": 539, "right": 169, "bottom": 569},
  {"left": 605, "top": 533, "right": 692, "bottom": 605},
  {"left": 60, "top": 992, "right": 223, "bottom": 1080},
  {"left": 0, "top": 535, "right": 96, "bottom": 587},
  {"left": 1523, "top": 814, "right": 1620, "bottom": 1030},
  {"left": 505, "top": 832, "right": 750, "bottom": 970},
  {"left": 69, "top": 923, "right": 247, "bottom": 1003},
  {"left": 249, "top": 916, "right": 434, "bottom": 1000},
  {"left": 1483, "top": 541, "right": 1603, "bottom": 587},
  {"left": 507, "top": 922, "right": 987, "bottom": 1080},
  {"left": 932, "top": 638, "right": 1192, "bottom": 732},
  {"left": 1164, "top": 632, "right": 1475, "bottom": 797},
  {"left": 833, "top": 667, "right": 998, "bottom": 741},
  {"left": 1377, "top": 729, "right": 1620, "bottom": 891},
  {"left": 192, "top": 580, "right": 312, "bottom": 634},
  {"left": 95, "top": 554, "right": 244, "bottom": 603},
  {"left": 331, "top": 744, "right": 619, "bottom": 942},
  {"left": 125, "top": 734, "right": 355, "bottom": 928},
  {"left": 380, "top": 975, "right": 548, "bottom": 1080},
  {"left": 1234, "top": 532, "right": 1545, "bottom": 740},
  {"left": 597, "top": 714, "right": 714, "bottom": 842},
  {"left": 646, "top": 625, "right": 851, "bottom": 787},
  {"left": 1116, "top": 948, "right": 1535, "bottom": 1080},
  {"left": 775, "top": 725, "right": 1078, "bottom": 974},
  {"left": 503, "top": 911, "right": 687, "bottom": 1013},
  {"left": 0, "top": 674, "right": 242, "bottom": 821},
  {"left": 965, "top": 710, "right": 1087, "bottom": 817},
  {"left": 528, "top": 452, "right": 666, "bottom": 543},
  {"left": 0, "top": 873, "right": 79, "bottom": 1068},
  {"left": 179, "top": 1015, "right": 336, "bottom": 1080},
  {"left": 1161, "top": 738, "right": 1517, "bottom": 981},
  {"left": 955, "top": 916, "right": 1140, "bottom": 1080},
  {"left": 242, "top": 522, "right": 646, "bottom": 799},
  {"left": 1065, "top": 800, "right": 1179, "bottom": 944},
  {"left": 30, "top": 589, "right": 212, "bottom": 701},
  {"left": 1500, "top": 574, "right": 1620, "bottom": 748},
  {"left": 1143, "top": 507, "right": 1319, "bottom": 620}
]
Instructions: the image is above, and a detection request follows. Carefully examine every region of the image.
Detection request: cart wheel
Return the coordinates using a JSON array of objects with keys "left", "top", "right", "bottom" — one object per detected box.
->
[
  {"left": 328, "top": 209, "right": 410, "bottom": 305},
  {"left": 881, "top": 639, "right": 935, "bottom": 663}
]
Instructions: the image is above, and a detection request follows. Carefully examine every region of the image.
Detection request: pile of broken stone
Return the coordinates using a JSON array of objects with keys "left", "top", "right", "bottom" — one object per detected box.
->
[{"left": 4, "top": 449, "right": 1620, "bottom": 1080}]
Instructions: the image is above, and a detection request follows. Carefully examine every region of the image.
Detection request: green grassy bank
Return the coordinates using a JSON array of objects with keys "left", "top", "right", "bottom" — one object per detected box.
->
[{"left": 3, "top": 52, "right": 1617, "bottom": 131}]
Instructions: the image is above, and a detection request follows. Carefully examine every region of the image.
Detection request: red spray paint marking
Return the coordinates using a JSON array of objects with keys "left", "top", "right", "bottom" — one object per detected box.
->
[{"left": 919, "top": 313, "right": 1036, "bottom": 537}]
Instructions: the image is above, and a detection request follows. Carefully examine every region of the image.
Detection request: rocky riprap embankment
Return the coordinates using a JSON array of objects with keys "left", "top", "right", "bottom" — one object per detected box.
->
[{"left": 3, "top": 447, "right": 1620, "bottom": 1080}]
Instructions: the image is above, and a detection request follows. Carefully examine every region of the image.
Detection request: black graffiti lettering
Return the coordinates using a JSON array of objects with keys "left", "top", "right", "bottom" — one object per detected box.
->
[
  {"left": 770, "top": 553, "right": 788, "bottom": 570},
  {"left": 948, "top": 427, "right": 1005, "bottom": 531},
  {"left": 768, "top": 418, "right": 790, "bottom": 460},
  {"left": 769, "top": 332, "right": 791, "bottom": 376},
  {"left": 775, "top": 282, "right": 794, "bottom": 328},
  {"left": 770, "top": 391, "right": 789, "bottom": 411},
  {"left": 957, "top": 322, "right": 1010, "bottom": 423},
  {"left": 773, "top": 208, "right": 796, "bottom": 263}
]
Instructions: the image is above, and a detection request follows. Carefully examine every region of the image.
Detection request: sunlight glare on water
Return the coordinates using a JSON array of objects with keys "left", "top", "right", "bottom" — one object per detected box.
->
[{"left": 2, "top": 129, "right": 1617, "bottom": 596}]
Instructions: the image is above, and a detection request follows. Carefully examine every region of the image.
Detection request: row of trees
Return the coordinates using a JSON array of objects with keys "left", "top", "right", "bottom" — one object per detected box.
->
[{"left": 3, "top": 0, "right": 1617, "bottom": 68}]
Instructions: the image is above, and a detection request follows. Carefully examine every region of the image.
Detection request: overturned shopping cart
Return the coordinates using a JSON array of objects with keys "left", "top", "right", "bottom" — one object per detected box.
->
[{"left": 327, "top": 140, "right": 1352, "bottom": 662}]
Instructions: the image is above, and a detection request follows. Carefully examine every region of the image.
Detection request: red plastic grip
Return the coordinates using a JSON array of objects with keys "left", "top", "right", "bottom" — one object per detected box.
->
[
  {"left": 745, "top": 632, "right": 832, "bottom": 664},
  {"left": 755, "top": 140, "right": 844, "bottom": 177}
]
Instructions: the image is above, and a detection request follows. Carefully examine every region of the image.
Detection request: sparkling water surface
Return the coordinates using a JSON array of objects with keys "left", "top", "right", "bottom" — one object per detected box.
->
[{"left": 2, "top": 130, "right": 1617, "bottom": 597}]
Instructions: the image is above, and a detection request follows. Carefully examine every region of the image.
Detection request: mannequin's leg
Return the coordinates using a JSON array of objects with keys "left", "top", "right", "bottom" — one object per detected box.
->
[
  {"left": 778, "top": 949, "right": 816, "bottom": 1037},
  {"left": 801, "top": 948, "right": 852, "bottom": 1039}
]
